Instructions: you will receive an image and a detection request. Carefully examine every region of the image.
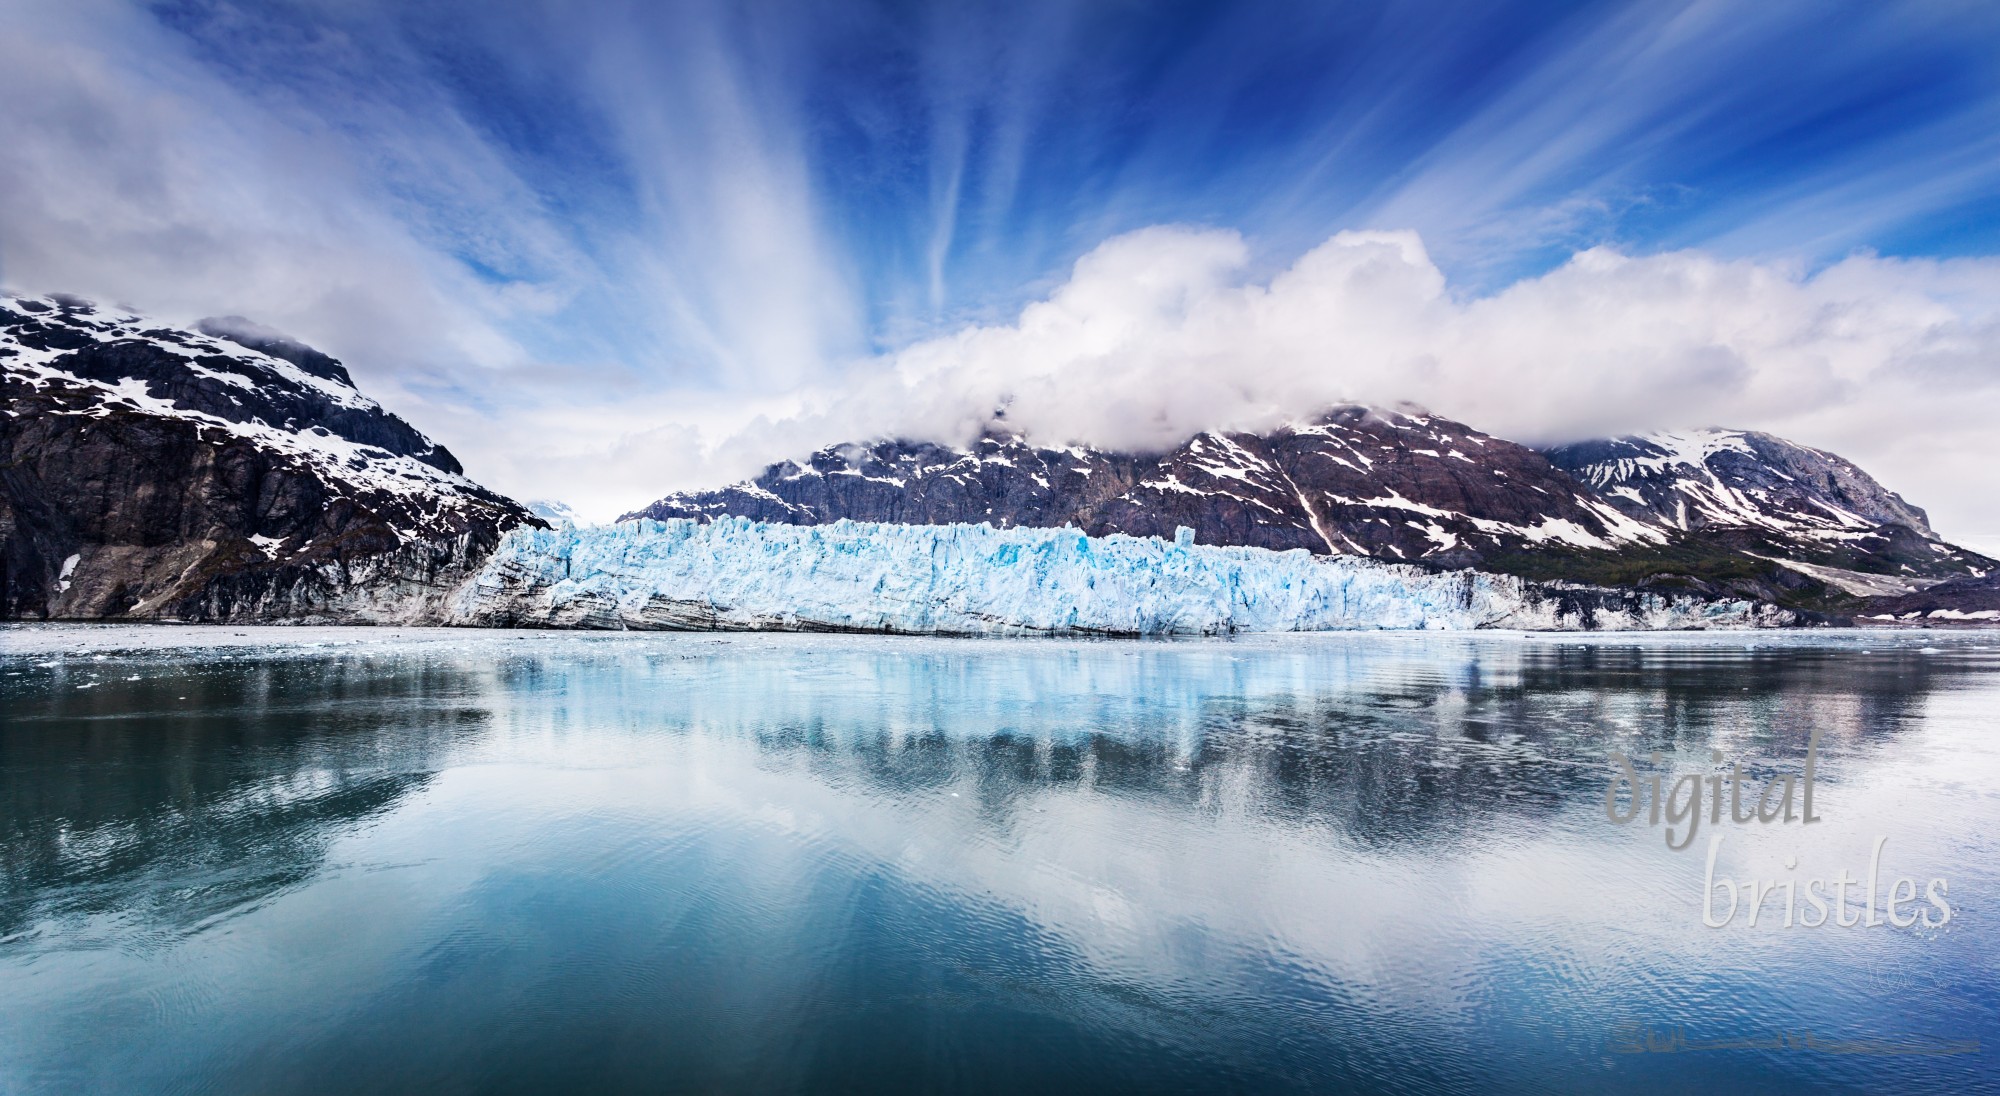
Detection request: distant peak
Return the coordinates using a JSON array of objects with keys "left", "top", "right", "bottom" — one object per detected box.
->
[
  {"left": 525, "top": 499, "right": 582, "bottom": 525},
  {"left": 197, "top": 316, "right": 354, "bottom": 388}
]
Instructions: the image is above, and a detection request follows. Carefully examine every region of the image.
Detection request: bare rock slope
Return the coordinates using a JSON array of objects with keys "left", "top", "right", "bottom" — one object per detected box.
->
[
  {"left": 631, "top": 407, "right": 1663, "bottom": 568},
  {"left": 1, "top": 294, "right": 539, "bottom": 622}
]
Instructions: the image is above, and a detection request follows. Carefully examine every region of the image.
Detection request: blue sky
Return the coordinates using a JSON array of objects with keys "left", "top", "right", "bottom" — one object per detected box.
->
[
  {"left": 128, "top": 0, "right": 2000, "bottom": 369},
  {"left": 4, "top": 0, "right": 2000, "bottom": 529}
]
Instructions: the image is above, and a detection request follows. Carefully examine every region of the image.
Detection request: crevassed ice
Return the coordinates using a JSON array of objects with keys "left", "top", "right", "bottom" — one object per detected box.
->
[{"left": 446, "top": 517, "right": 1787, "bottom": 634}]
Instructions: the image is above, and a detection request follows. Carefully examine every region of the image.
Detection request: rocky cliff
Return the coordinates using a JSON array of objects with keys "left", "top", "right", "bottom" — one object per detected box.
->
[{"left": 1, "top": 294, "right": 539, "bottom": 622}]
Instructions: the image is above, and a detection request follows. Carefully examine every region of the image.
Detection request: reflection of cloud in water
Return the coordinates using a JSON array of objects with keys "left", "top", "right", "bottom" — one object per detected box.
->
[
  {"left": 3, "top": 633, "right": 1985, "bottom": 943},
  {"left": 454, "top": 635, "right": 1999, "bottom": 1046},
  {"left": 481, "top": 635, "right": 1978, "bottom": 847},
  {"left": 431, "top": 637, "right": 1995, "bottom": 1003},
  {"left": 1, "top": 630, "right": 1995, "bottom": 1093}
]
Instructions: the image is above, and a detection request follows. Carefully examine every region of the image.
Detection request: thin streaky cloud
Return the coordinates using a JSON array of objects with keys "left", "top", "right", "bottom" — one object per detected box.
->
[{"left": 0, "top": 0, "right": 1995, "bottom": 532}]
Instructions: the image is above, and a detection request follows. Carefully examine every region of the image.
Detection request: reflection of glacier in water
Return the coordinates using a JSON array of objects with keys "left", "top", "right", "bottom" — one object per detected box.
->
[{"left": 1, "top": 627, "right": 1996, "bottom": 1093}]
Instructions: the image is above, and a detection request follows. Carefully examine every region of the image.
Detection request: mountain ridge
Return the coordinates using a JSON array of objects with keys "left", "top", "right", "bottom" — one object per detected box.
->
[
  {"left": 628, "top": 406, "right": 1666, "bottom": 566},
  {"left": 627, "top": 408, "right": 1992, "bottom": 615},
  {"left": 1, "top": 293, "right": 540, "bottom": 621}
]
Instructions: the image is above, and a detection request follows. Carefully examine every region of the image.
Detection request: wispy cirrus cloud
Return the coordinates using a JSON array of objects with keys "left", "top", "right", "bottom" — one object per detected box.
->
[{"left": 1, "top": 0, "right": 1997, "bottom": 533}]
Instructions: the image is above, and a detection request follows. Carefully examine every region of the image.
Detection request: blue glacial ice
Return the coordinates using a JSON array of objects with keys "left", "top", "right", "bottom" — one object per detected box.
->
[{"left": 443, "top": 517, "right": 1799, "bottom": 633}]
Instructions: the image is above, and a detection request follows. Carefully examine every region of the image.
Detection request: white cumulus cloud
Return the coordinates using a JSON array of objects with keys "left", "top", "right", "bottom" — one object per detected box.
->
[{"left": 659, "top": 226, "right": 2000, "bottom": 549}]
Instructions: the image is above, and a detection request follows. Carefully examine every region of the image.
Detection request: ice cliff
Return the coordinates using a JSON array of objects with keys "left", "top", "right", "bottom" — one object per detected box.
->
[{"left": 445, "top": 517, "right": 1802, "bottom": 634}]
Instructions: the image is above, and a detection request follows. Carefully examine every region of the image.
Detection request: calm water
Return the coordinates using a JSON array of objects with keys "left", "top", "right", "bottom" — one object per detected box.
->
[{"left": 1, "top": 626, "right": 1996, "bottom": 1094}]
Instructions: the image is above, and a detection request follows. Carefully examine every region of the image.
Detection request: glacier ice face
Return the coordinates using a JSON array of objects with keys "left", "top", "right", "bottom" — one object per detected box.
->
[{"left": 445, "top": 517, "right": 1801, "bottom": 634}]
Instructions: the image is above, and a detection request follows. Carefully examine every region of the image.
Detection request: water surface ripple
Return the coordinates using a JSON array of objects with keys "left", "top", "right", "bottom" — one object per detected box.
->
[{"left": 1, "top": 627, "right": 1995, "bottom": 1094}]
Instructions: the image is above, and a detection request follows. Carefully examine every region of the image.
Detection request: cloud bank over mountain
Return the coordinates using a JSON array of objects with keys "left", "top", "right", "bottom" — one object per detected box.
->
[
  {"left": 655, "top": 229, "right": 2000, "bottom": 549},
  {"left": 2, "top": 0, "right": 1997, "bottom": 543}
]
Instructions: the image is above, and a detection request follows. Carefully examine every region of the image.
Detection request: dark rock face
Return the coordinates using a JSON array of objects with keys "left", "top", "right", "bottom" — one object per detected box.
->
[
  {"left": 633, "top": 436, "right": 1133, "bottom": 531},
  {"left": 1085, "top": 409, "right": 1657, "bottom": 567},
  {"left": 630, "top": 406, "right": 1662, "bottom": 568},
  {"left": 1854, "top": 574, "right": 2000, "bottom": 626},
  {"left": 1, "top": 294, "right": 539, "bottom": 622}
]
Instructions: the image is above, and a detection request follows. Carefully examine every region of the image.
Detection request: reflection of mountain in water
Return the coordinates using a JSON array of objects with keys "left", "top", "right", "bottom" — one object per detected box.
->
[
  {"left": 0, "top": 636, "right": 1981, "bottom": 940},
  {"left": 0, "top": 657, "right": 490, "bottom": 937},
  {"left": 479, "top": 637, "right": 1970, "bottom": 849},
  {"left": 776, "top": 643, "right": 1960, "bottom": 849}
]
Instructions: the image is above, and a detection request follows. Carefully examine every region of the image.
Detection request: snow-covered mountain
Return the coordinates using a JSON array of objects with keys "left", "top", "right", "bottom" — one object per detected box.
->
[
  {"left": 631, "top": 406, "right": 1665, "bottom": 568},
  {"left": 628, "top": 410, "right": 1992, "bottom": 616},
  {"left": 1543, "top": 429, "right": 1932, "bottom": 536},
  {"left": 0, "top": 293, "right": 539, "bottom": 621},
  {"left": 1540, "top": 429, "right": 1989, "bottom": 595},
  {"left": 524, "top": 499, "right": 583, "bottom": 526}
]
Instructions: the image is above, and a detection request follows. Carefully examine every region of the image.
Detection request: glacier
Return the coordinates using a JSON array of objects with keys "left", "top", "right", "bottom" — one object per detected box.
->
[{"left": 443, "top": 517, "right": 1801, "bottom": 634}]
